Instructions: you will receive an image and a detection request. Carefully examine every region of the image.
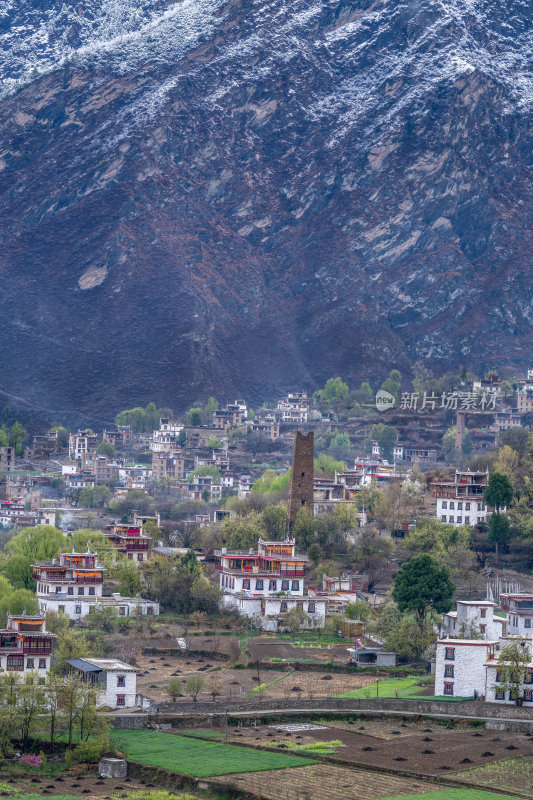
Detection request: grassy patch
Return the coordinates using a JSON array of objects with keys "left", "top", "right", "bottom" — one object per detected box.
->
[
  {"left": 16, "top": 796, "right": 81, "bottom": 800},
  {"left": 110, "top": 729, "right": 315, "bottom": 777},
  {"left": 375, "top": 792, "right": 519, "bottom": 800},
  {"left": 335, "top": 677, "right": 421, "bottom": 699},
  {"left": 454, "top": 756, "right": 533, "bottom": 794},
  {"left": 179, "top": 729, "right": 224, "bottom": 739},
  {"left": 272, "top": 739, "right": 343, "bottom": 754}
]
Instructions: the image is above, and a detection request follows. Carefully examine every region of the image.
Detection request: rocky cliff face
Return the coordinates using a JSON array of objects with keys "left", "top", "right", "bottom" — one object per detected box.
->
[{"left": 0, "top": 0, "right": 532, "bottom": 420}]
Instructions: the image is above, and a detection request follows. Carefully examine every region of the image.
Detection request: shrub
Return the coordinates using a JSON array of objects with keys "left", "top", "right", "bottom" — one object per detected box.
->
[
  {"left": 168, "top": 677, "right": 183, "bottom": 700},
  {"left": 19, "top": 754, "right": 44, "bottom": 768},
  {"left": 66, "top": 738, "right": 107, "bottom": 764}
]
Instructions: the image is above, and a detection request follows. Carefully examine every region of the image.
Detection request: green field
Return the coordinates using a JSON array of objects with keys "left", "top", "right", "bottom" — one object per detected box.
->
[
  {"left": 335, "top": 677, "right": 422, "bottom": 698},
  {"left": 376, "top": 791, "right": 519, "bottom": 800},
  {"left": 110, "top": 729, "right": 315, "bottom": 777},
  {"left": 15, "top": 796, "right": 81, "bottom": 800}
]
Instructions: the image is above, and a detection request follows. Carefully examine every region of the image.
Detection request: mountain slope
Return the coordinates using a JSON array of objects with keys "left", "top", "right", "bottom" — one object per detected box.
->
[{"left": 0, "top": 0, "right": 532, "bottom": 420}]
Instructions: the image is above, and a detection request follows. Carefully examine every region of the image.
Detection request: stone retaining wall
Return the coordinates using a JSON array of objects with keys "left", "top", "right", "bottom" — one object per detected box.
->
[{"left": 151, "top": 695, "right": 533, "bottom": 719}]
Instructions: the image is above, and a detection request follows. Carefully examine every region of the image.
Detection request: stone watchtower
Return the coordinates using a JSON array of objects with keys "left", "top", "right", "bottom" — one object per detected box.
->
[{"left": 286, "top": 431, "right": 314, "bottom": 534}]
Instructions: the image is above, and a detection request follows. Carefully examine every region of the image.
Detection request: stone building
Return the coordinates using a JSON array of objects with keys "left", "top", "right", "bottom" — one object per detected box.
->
[
  {"left": 435, "top": 639, "right": 498, "bottom": 698},
  {"left": 0, "top": 613, "right": 56, "bottom": 676},
  {"left": 286, "top": 431, "right": 314, "bottom": 533},
  {"left": 440, "top": 600, "right": 507, "bottom": 641},
  {"left": 65, "top": 658, "right": 138, "bottom": 708}
]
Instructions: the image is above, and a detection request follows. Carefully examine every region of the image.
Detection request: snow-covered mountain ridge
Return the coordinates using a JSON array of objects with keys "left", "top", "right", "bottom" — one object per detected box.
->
[{"left": 0, "top": 0, "right": 531, "bottom": 419}]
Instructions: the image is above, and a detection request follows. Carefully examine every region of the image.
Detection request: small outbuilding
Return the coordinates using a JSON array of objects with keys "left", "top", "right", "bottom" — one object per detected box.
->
[{"left": 347, "top": 646, "right": 397, "bottom": 667}]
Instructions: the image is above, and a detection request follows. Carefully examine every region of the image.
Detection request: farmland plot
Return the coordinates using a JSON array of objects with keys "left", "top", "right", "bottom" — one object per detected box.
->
[{"left": 213, "top": 764, "right": 443, "bottom": 800}]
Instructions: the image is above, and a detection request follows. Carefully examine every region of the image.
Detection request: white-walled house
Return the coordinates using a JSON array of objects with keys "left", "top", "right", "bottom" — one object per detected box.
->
[
  {"left": 432, "top": 470, "right": 491, "bottom": 527},
  {"left": 440, "top": 600, "right": 506, "bottom": 641},
  {"left": 500, "top": 593, "right": 533, "bottom": 637},
  {"left": 215, "top": 539, "right": 326, "bottom": 631},
  {"left": 435, "top": 639, "right": 498, "bottom": 698},
  {"left": 485, "top": 652, "right": 533, "bottom": 704},
  {"left": 230, "top": 594, "right": 326, "bottom": 632},
  {"left": 33, "top": 551, "right": 158, "bottom": 621},
  {"left": 33, "top": 551, "right": 104, "bottom": 619},
  {"left": 65, "top": 658, "right": 137, "bottom": 708},
  {"left": 0, "top": 613, "right": 56, "bottom": 677}
]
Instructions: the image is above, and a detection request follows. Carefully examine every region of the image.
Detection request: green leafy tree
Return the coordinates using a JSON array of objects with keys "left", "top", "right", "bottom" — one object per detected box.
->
[
  {"left": 329, "top": 432, "right": 352, "bottom": 460},
  {"left": 443, "top": 425, "right": 473, "bottom": 460},
  {"left": 333, "top": 503, "right": 359, "bottom": 533},
  {"left": 45, "top": 610, "right": 71, "bottom": 635},
  {"left": 344, "top": 601, "right": 371, "bottom": 622},
  {"left": 484, "top": 471, "right": 514, "bottom": 510},
  {"left": 376, "top": 601, "right": 437, "bottom": 660},
  {"left": 191, "top": 465, "right": 221, "bottom": 482},
  {"left": 109, "top": 488, "right": 154, "bottom": 516},
  {"left": 221, "top": 514, "right": 264, "bottom": 550},
  {"left": 116, "top": 560, "right": 142, "bottom": 597},
  {"left": 168, "top": 677, "right": 183, "bottom": 700},
  {"left": 203, "top": 397, "right": 219, "bottom": 424},
  {"left": 8, "top": 421, "right": 27, "bottom": 456},
  {"left": 324, "top": 377, "right": 349, "bottom": 404},
  {"left": 0, "top": 589, "right": 39, "bottom": 626},
  {"left": 392, "top": 554, "right": 455, "bottom": 618},
  {"left": 188, "top": 407, "right": 203, "bottom": 426},
  {"left": 283, "top": 605, "right": 309, "bottom": 639},
  {"left": 293, "top": 508, "right": 314, "bottom": 551},
  {"left": 49, "top": 425, "right": 69, "bottom": 448},
  {"left": 70, "top": 528, "right": 111, "bottom": 556},
  {"left": 88, "top": 604, "right": 119, "bottom": 633},
  {"left": 494, "top": 637, "right": 531, "bottom": 702},
  {"left": 5, "top": 525, "right": 66, "bottom": 589},
  {"left": 260, "top": 504, "right": 287, "bottom": 539},
  {"left": 78, "top": 485, "right": 111, "bottom": 508},
  {"left": 53, "top": 629, "right": 101, "bottom": 673},
  {"left": 115, "top": 402, "right": 168, "bottom": 433},
  {"left": 314, "top": 453, "right": 345, "bottom": 476},
  {"left": 140, "top": 555, "right": 180, "bottom": 606},
  {"left": 308, "top": 543, "right": 322, "bottom": 566},
  {"left": 177, "top": 429, "right": 187, "bottom": 448},
  {"left": 190, "top": 575, "right": 220, "bottom": 614},
  {"left": 96, "top": 440, "right": 115, "bottom": 458},
  {"left": 206, "top": 435, "right": 223, "bottom": 449},
  {"left": 488, "top": 512, "right": 511, "bottom": 562},
  {"left": 252, "top": 468, "right": 291, "bottom": 498},
  {"left": 369, "top": 424, "right": 397, "bottom": 462},
  {"left": 352, "top": 381, "right": 373, "bottom": 406},
  {"left": 381, "top": 370, "right": 402, "bottom": 402},
  {"left": 186, "top": 675, "right": 205, "bottom": 702}
]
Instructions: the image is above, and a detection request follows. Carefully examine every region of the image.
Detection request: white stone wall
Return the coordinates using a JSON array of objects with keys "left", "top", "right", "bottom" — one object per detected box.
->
[
  {"left": 40, "top": 596, "right": 96, "bottom": 620},
  {"left": 456, "top": 602, "right": 500, "bottom": 640},
  {"left": 219, "top": 571, "right": 304, "bottom": 597},
  {"left": 435, "top": 640, "right": 497, "bottom": 698},
  {"left": 37, "top": 580, "right": 103, "bottom": 601},
  {"left": 100, "top": 670, "right": 137, "bottom": 708},
  {"left": 485, "top": 663, "right": 533, "bottom": 704},
  {"left": 222, "top": 594, "right": 325, "bottom": 632},
  {"left": 40, "top": 594, "right": 158, "bottom": 621},
  {"left": 507, "top": 612, "right": 533, "bottom": 637},
  {"left": 0, "top": 653, "right": 51, "bottom": 676},
  {"left": 436, "top": 498, "right": 488, "bottom": 526}
]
